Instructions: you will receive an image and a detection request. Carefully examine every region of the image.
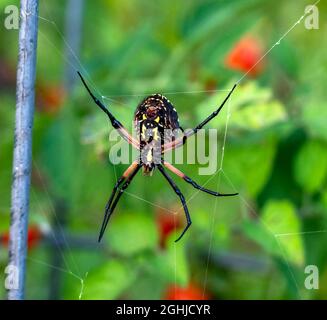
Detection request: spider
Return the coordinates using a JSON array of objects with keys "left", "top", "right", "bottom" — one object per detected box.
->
[{"left": 77, "top": 72, "right": 238, "bottom": 242}]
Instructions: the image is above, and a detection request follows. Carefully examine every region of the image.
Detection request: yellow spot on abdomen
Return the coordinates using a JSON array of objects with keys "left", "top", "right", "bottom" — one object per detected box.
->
[
  {"left": 146, "top": 149, "right": 152, "bottom": 162},
  {"left": 152, "top": 127, "right": 159, "bottom": 140},
  {"left": 141, "top": 125, "right": 146, "bottom": 139}
]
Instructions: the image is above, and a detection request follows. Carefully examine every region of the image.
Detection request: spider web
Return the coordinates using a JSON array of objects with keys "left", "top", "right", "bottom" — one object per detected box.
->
[{"left": 13, "top": 0, "right": 324, "bottom": 300}]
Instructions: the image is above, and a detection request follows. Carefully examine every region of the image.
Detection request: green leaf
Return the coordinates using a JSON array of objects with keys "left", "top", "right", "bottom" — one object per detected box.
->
[
  {"left": 262, "top": 200, "right": 304, "bottom": 266},
  {"left": 196, "top": 81, "right": 287, "bottom": 132},
  {"left": 232, "top": 101, "right": 286, "bottom": 131},
  {"left": 223, "top": 136, "right": 277, "bottom": 196},
  {"left": 191, "top": 208, "right": 233, "bottom": 249},
  {"left": 243, "top": 200, "right": 304, "bottom": 265},
  {"left": 165, "top": 234, "right": 189, "bottom": 286},
  {"left": 78, "top": 259, "right": 135, "bottom": 300},
  {"left": 302, "top": 98, "right": 327, "bottom": 141},
  {"left": 294, "top": 140, "right": 327, "bottom": 194},
  {"left": 242, "top": 219, "right": 280, "bottom": 256},
  {"left": 106, "top": 212, "right": 158, "bottom": 256},
  {"left": 149, "top": 233, "right": 190, "bottom": 286}
]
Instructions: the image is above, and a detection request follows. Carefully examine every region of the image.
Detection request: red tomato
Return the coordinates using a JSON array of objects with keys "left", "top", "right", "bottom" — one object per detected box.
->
[
  {"left": 225, "top": 36, "right": 265, "bottom": 77},
  {"left": 0, "top": 232, "right": 9, "bottom": 246},
  {"left": 0, "top": 225, "right": 43, "bottom": 249},
  {"left": 163, "top": 283, "right": 210, "bottom": 300}
]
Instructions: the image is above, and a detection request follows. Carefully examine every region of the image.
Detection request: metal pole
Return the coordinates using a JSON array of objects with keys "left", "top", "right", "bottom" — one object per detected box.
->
[{"left": 8, "top": 0, "right": 39, "bottom": 300}]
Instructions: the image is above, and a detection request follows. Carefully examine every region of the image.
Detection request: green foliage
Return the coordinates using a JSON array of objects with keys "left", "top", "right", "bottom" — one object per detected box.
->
[
  {"left": 40, "top": 109, "right": 81, "bottom": 200},
  {"left": 197, "top": 81, "right": 287, "bottom": 132},
  {"left": 78, "top": 259, "right": 136, "bottom": 300},
  {"left": 224, "top": 136, "right": 277, "bottom": 197},
  {"left": 263, "top": 200, "right": 304, "bottom": 266},
  {"left": 304, "top": 103, "right": 327, "bottom": 141},
  {"left": 152, "top": 234, "right": 190, "bottom": 286},
  {"left": 106, "top": 212, "right": 158, "bottom": 257},
  {"left": 1, "top": 0, "right": 327, "bottom": 300},
  {"left": 294, "top": 139, "right": 327, "bottom": 194},
  {"left": 242, "top": 200, "right": 304, "bottom": 266}
]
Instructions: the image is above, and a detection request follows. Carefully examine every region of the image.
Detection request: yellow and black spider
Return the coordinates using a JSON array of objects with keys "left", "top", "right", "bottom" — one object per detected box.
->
[{"left": 78, "top": 72, "right": 238, "bottom": 242}]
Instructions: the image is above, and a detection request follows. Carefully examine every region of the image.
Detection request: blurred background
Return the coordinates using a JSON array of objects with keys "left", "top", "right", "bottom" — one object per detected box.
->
[{"left": 1, "top": 0, "right": 327, "bottom": 300}]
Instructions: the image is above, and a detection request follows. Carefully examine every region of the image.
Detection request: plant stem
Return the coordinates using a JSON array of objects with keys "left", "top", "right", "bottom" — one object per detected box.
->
[{"left": 8, "top": 0, "right": 39, "bottom": 300}]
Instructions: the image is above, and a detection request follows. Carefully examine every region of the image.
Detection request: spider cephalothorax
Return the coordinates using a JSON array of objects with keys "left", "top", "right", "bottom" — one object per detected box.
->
[{"left": 78, "top": 71, "right": 238, "bottom": 242}]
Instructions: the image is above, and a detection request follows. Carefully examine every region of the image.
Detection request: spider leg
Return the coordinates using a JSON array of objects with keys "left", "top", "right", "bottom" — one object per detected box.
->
[
  {"left": 101, "top": 160, "right": 138, "bottom": 225},
  {"left": 98, "top": 161, "right": 141, "bottom": 242},
  {"left": 163, "top": 161, "right": 238, "bottom": 197},
  {"left": 162, "top": 83, "right": 237, "bottom": 153},
  {"left": 157, "top": 164, "right": 191, "bottom": 242},
  {"left": 77, "top": 71, "right": 139, "bottom": 149}
]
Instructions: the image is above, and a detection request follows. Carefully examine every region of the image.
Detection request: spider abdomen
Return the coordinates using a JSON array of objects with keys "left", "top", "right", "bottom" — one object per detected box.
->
[
  {"left": 134, "top": 94, "right": 180, "bottom": 175},
  {"left": 138, "top": 120, "right": 162, "bottom": 175},
  {"left": 134, "top": 94, "right": 180, "bottom": 131}
]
